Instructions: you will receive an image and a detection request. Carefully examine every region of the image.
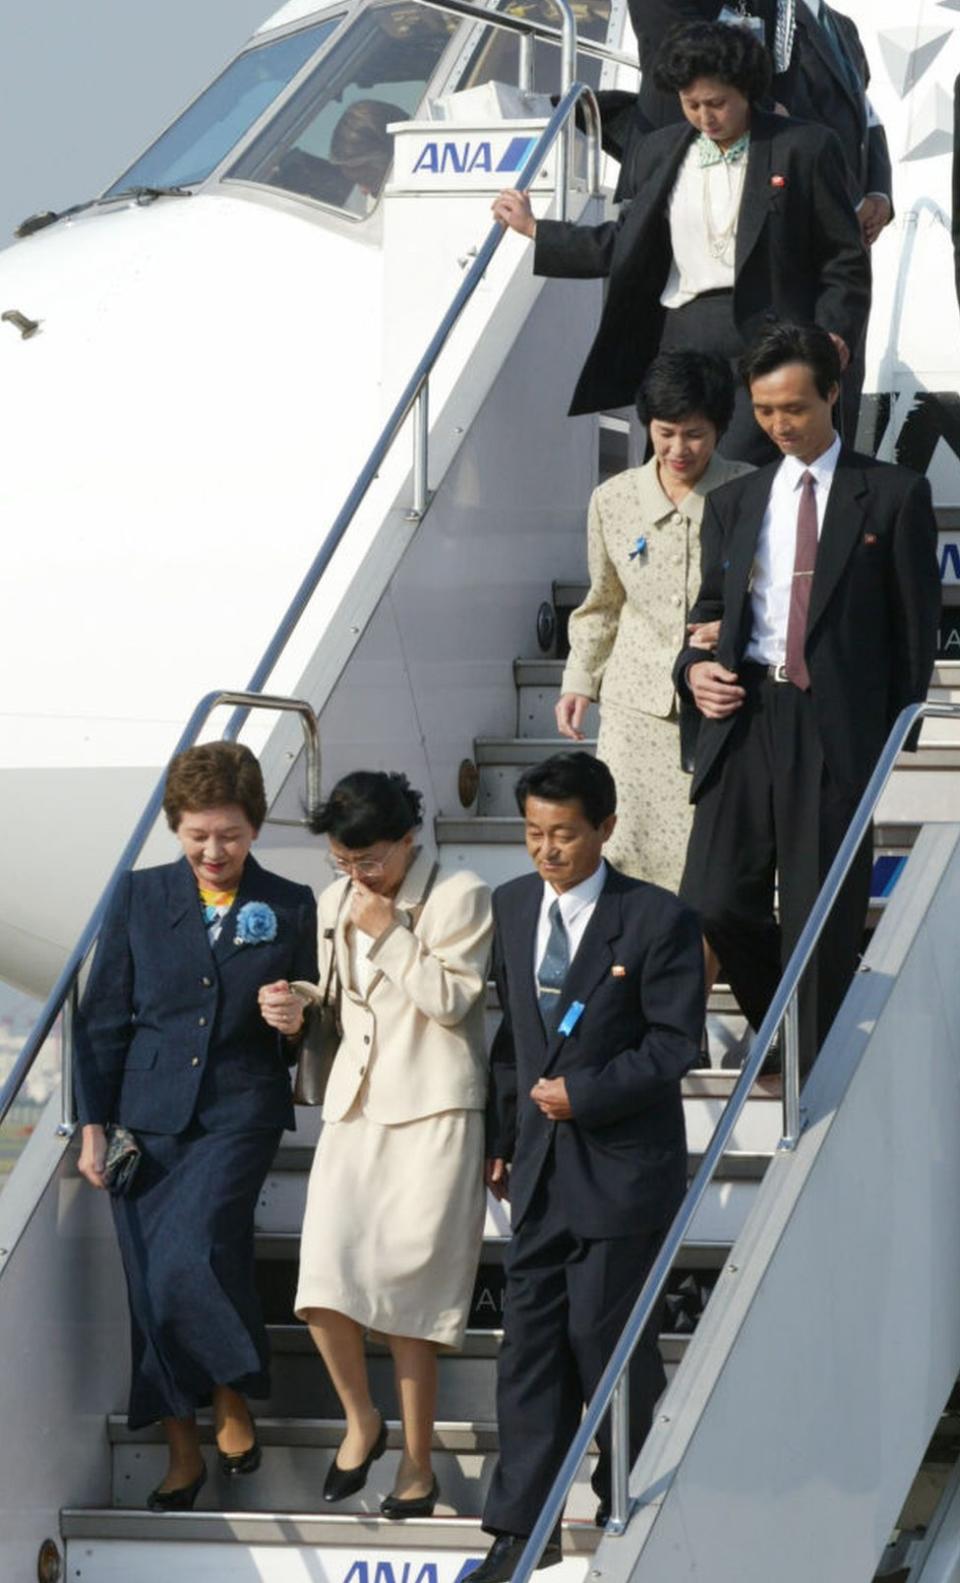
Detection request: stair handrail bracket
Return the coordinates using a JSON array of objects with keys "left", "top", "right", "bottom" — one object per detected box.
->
[
  {"left": 509, "top": 698, "right": 960, "bottom": 1583},
  {"left": 0, "top": 692, "right": 320, "bottom": 1142}
]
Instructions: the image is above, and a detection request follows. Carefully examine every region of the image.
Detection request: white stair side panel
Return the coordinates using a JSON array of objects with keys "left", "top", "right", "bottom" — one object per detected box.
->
[{"left": 592, "top": 822, "right": 960, "bottom": 1583}]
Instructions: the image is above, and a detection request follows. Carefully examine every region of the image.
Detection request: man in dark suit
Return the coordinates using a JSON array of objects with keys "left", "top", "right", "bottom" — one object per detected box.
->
[
  {"left": 471, "top": 753, "right": 704, "bottom": 1583},
  {"left": 674, "top": 322, "right": 940, "bottom": 1070}
]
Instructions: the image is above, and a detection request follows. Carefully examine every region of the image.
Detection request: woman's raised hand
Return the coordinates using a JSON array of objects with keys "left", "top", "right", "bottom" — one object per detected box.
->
[
  {"left": 78, "top": 1123, "right": 108, "bottom": 1190},
  {"left": 491, "top": 188, "right": 536, "bottom": 238},
  {"left": 555, "top": 693, "right": 591, "bottom": 742},
  {"left": 349, "top": 881, "right": 395, "bottom": 940},
  {"left": 259, "top": 980, "right": 305, "bottom": 1037}
]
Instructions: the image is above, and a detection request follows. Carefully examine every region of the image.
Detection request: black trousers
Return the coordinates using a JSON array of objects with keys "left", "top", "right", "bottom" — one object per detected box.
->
[
  {"left": 482, "top": 1155, "right": 668, "bottom": 1538},
  {"left": 679, "top": 672, "right": 873, "bottom": 1074},
  {"left": 660, "top": 293, "right": 779, "bottom": 468}
]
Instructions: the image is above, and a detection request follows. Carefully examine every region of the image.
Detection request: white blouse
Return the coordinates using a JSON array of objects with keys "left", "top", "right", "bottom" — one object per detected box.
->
[{"left": 661, "top": 134, "right": 750, "bottom": 310}]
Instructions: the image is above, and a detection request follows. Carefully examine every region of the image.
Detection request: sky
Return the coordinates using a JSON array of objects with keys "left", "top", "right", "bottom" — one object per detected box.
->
[
  {"left": 0, "top": 0, "right": 280, "bottom": 247},
  {"left": 0, "top": 0, "right": 281, "bottom": 1023}
]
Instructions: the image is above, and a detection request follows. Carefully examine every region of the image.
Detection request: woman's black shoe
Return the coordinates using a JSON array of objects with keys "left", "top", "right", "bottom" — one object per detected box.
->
[
  {"left": 323, "top": 1416, "right": 388, "bottom": 1503},
  {"left": 380, "top": 1474, "right": 440, "bottom": 1520},
  {"left": 218, "top": 1430, "right": 262, "bottom": 1477},
  {"left": 146, "top": 1464, "right": 208, "bottom": 1512}
]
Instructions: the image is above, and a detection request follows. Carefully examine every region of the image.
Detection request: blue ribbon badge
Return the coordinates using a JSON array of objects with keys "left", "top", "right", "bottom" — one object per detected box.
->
[
  {"left": 628, "top": 536, "right": 647, "bottom": 561},
  {"left": 557, "top": 1000, "right": 586, "bottom": 1038}
]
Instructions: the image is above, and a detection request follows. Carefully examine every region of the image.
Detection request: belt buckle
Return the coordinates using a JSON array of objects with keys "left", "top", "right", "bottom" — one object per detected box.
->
[{"left": 771, "top": 663, "right": 789, "bottom": 684}]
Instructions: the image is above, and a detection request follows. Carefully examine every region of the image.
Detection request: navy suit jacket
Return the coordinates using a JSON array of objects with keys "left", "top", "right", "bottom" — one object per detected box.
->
[
  {"left": 673, "top": 448, "right": 941, "bottom": 800},
  {"left": 75, "top": 855, "right": 318, "bottom": 1135},
  {"left": 486, "top": 866, "right": 704, "bottom": 1239}
]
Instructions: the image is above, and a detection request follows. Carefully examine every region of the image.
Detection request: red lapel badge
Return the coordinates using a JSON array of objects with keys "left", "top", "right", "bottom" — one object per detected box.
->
[
  {"left": 863, "top": 532, "right": 878, "bottom": 544},
  {"left": 611, "top": 965, "right": 627, "bottom": 978},
  {"left": 771, "top": 174, "right": 787, "bottom": 189}
]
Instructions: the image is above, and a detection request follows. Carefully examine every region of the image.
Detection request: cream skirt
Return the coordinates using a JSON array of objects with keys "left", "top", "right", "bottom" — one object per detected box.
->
[
  {"left": 295, "top": 1101, "right": 485, "bottom": 1349},
  {"left": 597, "top": 703, "right": 693, "bottom": 893}
]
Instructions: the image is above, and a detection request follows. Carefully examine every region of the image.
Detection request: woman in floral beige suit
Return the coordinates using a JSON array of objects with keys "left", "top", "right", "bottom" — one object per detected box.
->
[{"left": 557, "top": 351, "right": 752, "bottom": 891}]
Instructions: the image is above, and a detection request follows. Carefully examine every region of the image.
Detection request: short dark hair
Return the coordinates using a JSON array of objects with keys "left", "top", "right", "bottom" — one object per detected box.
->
[
  {"left": 653, "top": 21, "right": 771, "bottom": 102},
  {"left": 309, "top": 770, "right": 423, "bottom": 846},
  {"left": 740, "top": 321, "right": 842, "bottom": 399},
  {"left": 163, "top": 741, "right": 267, "bottom": 832},
  {"left": 637, "top": 351, "right": 736, "bottom": 434},
  {"left": 514, "top": 752, "right": 616, "bottom": 828}
]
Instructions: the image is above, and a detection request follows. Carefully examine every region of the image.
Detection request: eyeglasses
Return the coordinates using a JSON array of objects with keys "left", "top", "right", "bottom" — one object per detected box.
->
[{"left": 325, "top": 840, "right": 401, "bottom": 879}]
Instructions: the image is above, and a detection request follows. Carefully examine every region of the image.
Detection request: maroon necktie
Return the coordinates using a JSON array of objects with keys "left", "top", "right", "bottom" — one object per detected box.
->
[{"left": 784, "top": 470, "right": 818, "bottom": 691}]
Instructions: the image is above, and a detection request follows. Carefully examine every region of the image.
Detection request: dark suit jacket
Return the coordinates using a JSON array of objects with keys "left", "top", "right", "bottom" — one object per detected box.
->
[
  {"left": 672, "top": 448, "right": 941, "bottom": 800},
  {"left": 781, "top": 5, "right": 892, "bottom": 206},
  {"left": 75, "top": 854, "right": 318, "bottom": 1135},
  {"left": 534, "top": 110, "right": 869, "bottom": 416},
  {"left": 486, "top": 867, "right": 704, "bottom": 1239}
]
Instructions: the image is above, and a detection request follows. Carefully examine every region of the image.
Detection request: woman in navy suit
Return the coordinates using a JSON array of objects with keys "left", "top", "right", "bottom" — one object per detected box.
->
[{"left": 75, "top": 742, "right": 317, "bottom": 1510}]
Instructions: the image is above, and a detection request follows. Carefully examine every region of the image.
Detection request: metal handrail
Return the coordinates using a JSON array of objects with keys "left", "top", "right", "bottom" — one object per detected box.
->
[
  {"left": 224, "top": 78, "right": 601, "bottom": 737},
  {"left": 0, "top": 692, "right": 320, "bottom": 1136},
  {"left": 414, "top": 0, "right": 638, "bottom": 74},
  {"left": 510, "top": 698, "right": 960, "bottom": 1583}
]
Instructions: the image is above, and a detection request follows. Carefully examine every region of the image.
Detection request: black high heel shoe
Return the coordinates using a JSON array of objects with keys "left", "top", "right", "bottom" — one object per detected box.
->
[
  {"left": 323, "top": 1416, "right": 388, "bottom": 1503},
  {"left": 147, "top": 1464, "right": 208, "bottom": 1512},
  {"left": 380, "top": 1474, "right": 440, "bottom": 1520},
  {"left": 218, "top": 1428, "right": 261, "bottom": 1477}
]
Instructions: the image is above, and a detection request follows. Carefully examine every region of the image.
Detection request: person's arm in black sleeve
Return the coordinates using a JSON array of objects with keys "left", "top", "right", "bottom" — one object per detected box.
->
[
  {"left": 808, "top": 126, "right": 871, "bottom": 356},
  {"left": 673, "top": 493, "right": 727, "bottom": 701},
  {"left": 282, "top": 888, "right": 320, "bottom": 1062},
  {"left": 887, "top": 473, "right": 941, "bottom": 746},
  {"left": 485, "top": 905, "right": 517, "bottom": 1170}
]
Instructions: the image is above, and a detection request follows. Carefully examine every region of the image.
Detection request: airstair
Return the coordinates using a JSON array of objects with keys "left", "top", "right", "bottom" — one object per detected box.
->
[{"left": 3, "top": 1, "right": 960, "bottom": 1579}]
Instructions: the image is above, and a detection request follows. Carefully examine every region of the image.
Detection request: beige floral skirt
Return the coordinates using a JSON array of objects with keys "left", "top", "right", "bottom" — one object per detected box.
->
[
  {"left": 596, "top": 703, "right": 693, "bottom": 893},
  {"left": 295, "top": 1100, "right": 485, "bottom": 1349}
]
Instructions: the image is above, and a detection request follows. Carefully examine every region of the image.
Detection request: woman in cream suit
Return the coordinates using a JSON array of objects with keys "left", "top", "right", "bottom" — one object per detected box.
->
[
  {"left": 557, "top": 352, "right": 752, "bottom": 891},
  {"left": 261, "top": 771, "right": 491, "bottom": 1521}
]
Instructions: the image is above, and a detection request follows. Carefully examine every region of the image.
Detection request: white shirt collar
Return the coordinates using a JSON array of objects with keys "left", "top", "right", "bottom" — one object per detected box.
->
[
  {"left": 543, "top": 859, "right": 607, "bottom": 918},
  {"left": 777, "top": 431, "right": 841, "bottom": 493},
  {"left": 800, "top": 0, "right": 821, "bottom": 17}
]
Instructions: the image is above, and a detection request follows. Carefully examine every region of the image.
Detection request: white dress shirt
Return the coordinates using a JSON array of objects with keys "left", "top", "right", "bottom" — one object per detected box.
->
[
  {"left": 744, "top": 433, "right": 841, "bottom": 667},
  {"left": 535, "top": 861, "right": 607, "bottom": 981}
]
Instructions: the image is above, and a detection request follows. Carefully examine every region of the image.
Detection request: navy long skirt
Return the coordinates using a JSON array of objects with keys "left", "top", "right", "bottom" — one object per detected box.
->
[{"left": 112, "top": 1123, "right": 281, "bottom": 1429}]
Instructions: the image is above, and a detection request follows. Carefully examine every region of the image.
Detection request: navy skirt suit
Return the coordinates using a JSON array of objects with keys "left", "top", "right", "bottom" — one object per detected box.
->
[{"left": 75, "top": 854, "right": 318, "bottom": 1428}]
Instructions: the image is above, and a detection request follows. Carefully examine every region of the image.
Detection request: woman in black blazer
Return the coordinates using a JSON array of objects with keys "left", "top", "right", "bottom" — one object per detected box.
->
[
  {"left": 75, "top": 742, "right": 317, "bottom": 1510},
  {"left": 494, "top": 21, "right": 869, "bottom": 463}
]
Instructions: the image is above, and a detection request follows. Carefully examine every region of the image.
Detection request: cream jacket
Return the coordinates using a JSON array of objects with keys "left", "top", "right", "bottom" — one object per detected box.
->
[
  {"left": 315, "top": 849, "right": 492, "bottom": 1126},
  {"left": 561, "top": 453, "right": 753, "bottom": 718}
]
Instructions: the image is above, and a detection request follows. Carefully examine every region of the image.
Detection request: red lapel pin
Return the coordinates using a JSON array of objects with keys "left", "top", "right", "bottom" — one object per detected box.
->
[{"left": 771, "top": 174, "right": 786, "bottom": 189}]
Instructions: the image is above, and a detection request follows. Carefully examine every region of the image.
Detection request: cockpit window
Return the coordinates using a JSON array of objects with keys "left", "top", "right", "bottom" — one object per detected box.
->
[
  {"left": 102, "top": 20, "right": 342, "bottom": 199},
  {"left": 226, "top": 4, "right": 458, "bottom": 218},
  {"left": 461, "top": 0, "right": 613, "bottom": 95}
]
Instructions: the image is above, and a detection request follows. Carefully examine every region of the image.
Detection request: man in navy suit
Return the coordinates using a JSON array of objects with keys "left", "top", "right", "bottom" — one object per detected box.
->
[{"left": 472, "top": 754, "right": 704, "bottom": 1583}]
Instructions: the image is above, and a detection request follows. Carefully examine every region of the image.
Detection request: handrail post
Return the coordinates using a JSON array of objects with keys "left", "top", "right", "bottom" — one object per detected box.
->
[
  {"left": 518, "top": 29, "right": 534, "bottom": 92},
  {"left": 607, "top": 1367, "right": 631, "bottom": 1535},
  {"left": 57, "top": 980, "right": 78, "bottom": 1138},
  {"left": 409, "top": 382, "right": 429, "bottom": 520},
  {"left": 553, "top": 0, "right": 576, "bottom": 221},
  {"left": 780, "top": 992, "right": 802, "bottom": 1150}
]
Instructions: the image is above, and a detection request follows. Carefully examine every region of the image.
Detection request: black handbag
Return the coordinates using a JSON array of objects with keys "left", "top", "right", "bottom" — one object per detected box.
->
[
  {"left": 102, "top": 1123, "right": 142, "bottom": 1196},
  {"left": 292, "top": 921, "right": 343, "bottom": 1108}
]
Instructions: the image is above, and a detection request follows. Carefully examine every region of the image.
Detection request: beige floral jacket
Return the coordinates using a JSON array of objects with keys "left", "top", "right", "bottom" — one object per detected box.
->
[{"left": 561, "top": 453, "right": 753, "bottom": 719}]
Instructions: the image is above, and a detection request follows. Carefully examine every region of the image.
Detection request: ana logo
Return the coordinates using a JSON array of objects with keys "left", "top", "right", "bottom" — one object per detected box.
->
[
  {"left": 939, "top": 539, "right": 960, "bottom": 584},
  {"left": 341, "top": 1562, "right": 482, "bottom": 1583},
  {"left": 412, "top": 135, "right": 538, "bottom": 177}
]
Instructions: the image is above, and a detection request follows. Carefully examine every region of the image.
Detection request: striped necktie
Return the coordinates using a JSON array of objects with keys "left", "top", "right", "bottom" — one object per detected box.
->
[{"left": 537, "top": 899, "right": 570, "bottom": 1036}]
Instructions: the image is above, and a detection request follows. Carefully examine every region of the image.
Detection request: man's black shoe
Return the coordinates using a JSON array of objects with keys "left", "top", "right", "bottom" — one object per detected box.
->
[
  {"left": 595, "top": 1501, "right": 610, "bottom": 1528},
  {"left": 468, "top": 1535, "right": 562, "bottom": 1583}
]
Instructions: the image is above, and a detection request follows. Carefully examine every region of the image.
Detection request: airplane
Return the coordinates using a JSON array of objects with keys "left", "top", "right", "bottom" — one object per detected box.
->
[{"left": 3, "top": 3, "right": 960, "bottom": 1578}]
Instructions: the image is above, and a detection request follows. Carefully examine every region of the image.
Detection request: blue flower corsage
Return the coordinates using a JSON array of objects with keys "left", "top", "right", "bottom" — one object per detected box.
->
[
  {"left": 628, "top": 536, "right": 648, "bottom": 561},
  {"left": 234, "top": 901, "right": 278, "bottom": 946}
]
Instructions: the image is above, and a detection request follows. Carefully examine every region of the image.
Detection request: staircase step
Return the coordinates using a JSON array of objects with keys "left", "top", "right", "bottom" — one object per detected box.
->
[{"left": 475, "top": 737, "right": 597, "bottom": 764}]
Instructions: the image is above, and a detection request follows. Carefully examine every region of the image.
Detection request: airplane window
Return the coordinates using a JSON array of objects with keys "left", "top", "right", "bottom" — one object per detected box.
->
[
  {"left": 226, "top": 4, "right": 458, "bottom": 217},
  {"left": 102, "top": 20, "right": 342, "bottom": 198},
  {"left": 461, "top": 0, "right": 612, "bottom": 95}
]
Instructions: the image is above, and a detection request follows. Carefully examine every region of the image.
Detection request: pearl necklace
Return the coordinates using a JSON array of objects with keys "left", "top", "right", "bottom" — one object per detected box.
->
[{"left": 702, "top": 154, "right": 748, "bottom": 263}]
